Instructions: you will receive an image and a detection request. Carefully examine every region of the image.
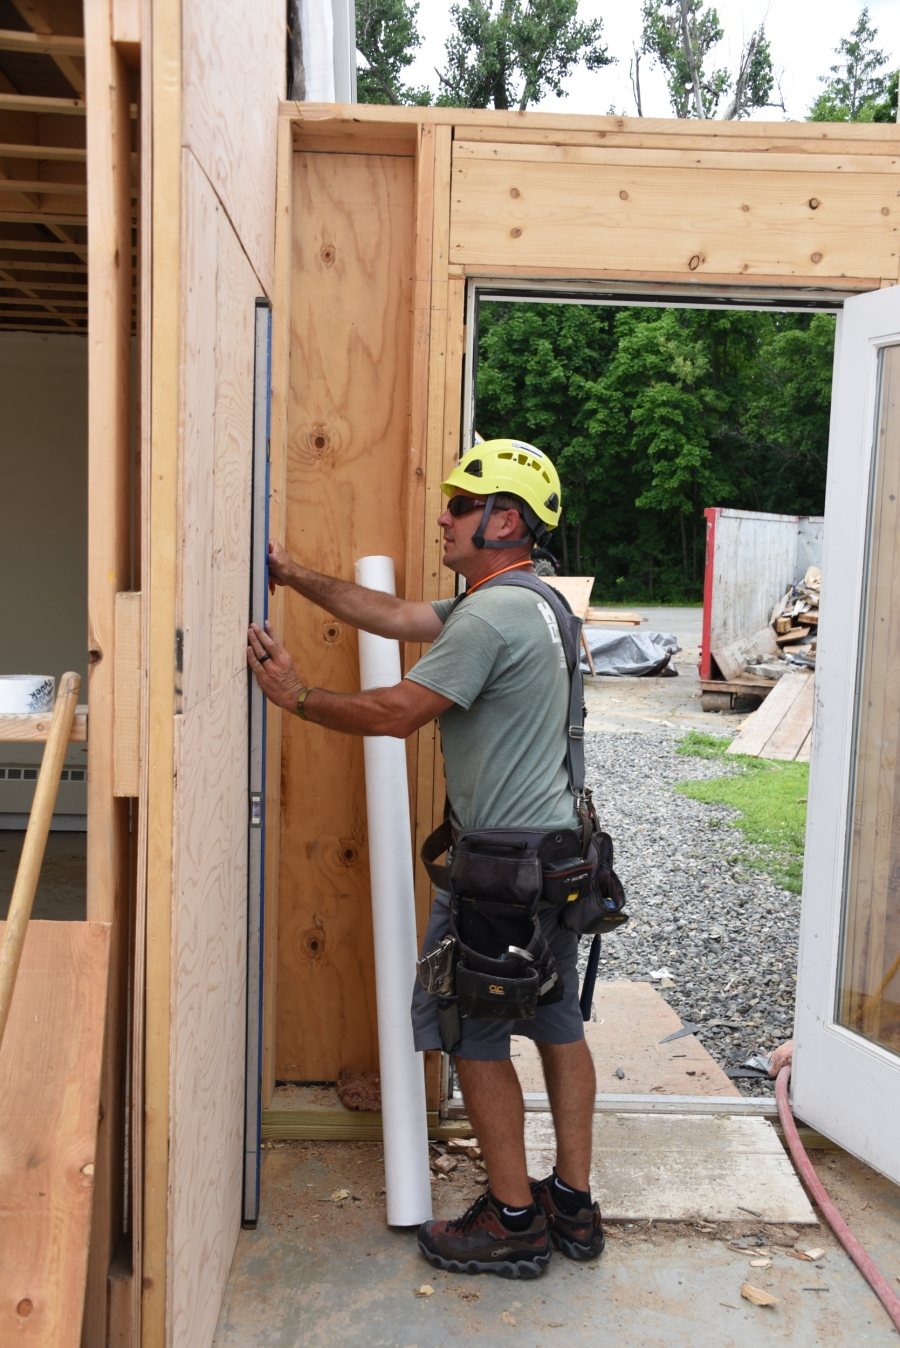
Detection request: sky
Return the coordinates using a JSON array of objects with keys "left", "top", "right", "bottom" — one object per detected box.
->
[{"left": 404, "top": 0, "right": 899, "bottom": 120}]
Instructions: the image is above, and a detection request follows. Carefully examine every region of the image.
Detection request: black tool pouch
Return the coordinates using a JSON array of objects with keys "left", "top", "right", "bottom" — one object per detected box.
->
[
  {"left": 558, "top": 829, "right": 629, "bottom": 936},
  {"left": 448, "top": 834, "right": 563, "bottom": 1019}
]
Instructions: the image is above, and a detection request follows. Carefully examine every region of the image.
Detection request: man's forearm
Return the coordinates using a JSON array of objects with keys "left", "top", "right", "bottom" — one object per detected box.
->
[
  {"left": 282, "top": 561, "right": 440, "bottom": 642},
  {"left": 301, "top": 684, "right": 427, "bottom": 739}
]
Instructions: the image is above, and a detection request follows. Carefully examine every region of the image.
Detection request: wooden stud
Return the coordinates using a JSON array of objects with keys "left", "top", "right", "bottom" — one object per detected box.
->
[
  {"left": 0, "top": 27, "right": 84, "bottom": 55},
  {"left": 84, "top": 0, "right": 135, "bottom": 1334},
  {"left": 142, "top": 0, "right": 181, "bottom": 1332},
  {"left": 261, "top": 113, "right": 294, "bottom": 1107}
]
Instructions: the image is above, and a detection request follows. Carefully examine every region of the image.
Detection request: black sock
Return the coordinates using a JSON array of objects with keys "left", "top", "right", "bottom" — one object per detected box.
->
[
  {"left": 551, "top": 1172, "right": 592, "bottom": 1216},
  {"left": 497, "top": 1200, "right": 538, "bottom": 1232}
]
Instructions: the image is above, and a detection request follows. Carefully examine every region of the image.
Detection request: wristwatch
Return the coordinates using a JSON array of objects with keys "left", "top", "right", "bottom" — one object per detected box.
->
[{"left": 296, "top": 687, "right": 312, "bottom": 720}]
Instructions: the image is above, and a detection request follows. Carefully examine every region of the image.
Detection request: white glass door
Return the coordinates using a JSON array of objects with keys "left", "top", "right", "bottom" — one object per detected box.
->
[{"left": 794, "top": 285, "right": 900, "bottom": 1183}]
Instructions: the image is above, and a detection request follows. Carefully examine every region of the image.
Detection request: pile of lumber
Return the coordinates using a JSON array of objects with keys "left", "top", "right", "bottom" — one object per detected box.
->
[
  {"left": 767, "top": 566, "right": 820, "bottom": 669},
  {"left": 727, "top": 669, "right": 814, "bottom": 761}
]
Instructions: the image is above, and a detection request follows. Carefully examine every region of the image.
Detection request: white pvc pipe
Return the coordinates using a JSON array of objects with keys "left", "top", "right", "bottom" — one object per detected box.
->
[{"left": 354, "top": 555, "right": 433, "bottom": 1226}]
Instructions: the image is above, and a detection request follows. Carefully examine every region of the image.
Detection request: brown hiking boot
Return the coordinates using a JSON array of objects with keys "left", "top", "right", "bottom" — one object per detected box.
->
[
  {"left": 417, "top": 1191, "right": 551, "bottom": 1279},
  {"left": 531, "top": 1170, "right": 605, "bottom": 1261}
]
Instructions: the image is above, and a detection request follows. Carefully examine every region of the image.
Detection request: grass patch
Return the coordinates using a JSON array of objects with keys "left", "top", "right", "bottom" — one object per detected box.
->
[{"left": 675, "top": 731, "right": 808, "bottom": 893}]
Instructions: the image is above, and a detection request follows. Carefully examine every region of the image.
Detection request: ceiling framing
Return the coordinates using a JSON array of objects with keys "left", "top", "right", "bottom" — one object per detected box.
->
[{"left": 0, "top": 0, "right": 135, "bottom": 334}]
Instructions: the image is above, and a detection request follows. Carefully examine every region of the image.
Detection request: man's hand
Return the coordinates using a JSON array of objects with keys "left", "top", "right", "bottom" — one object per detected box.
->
[
  {"left": 768, "top": 1040, "right": 793, "bottom": 1078},
  {"left": 267, "top": 539, "right": 295, "bottom": 593},
  {"left": 247, "top": 621, "right": 304, "bottom": 711}
]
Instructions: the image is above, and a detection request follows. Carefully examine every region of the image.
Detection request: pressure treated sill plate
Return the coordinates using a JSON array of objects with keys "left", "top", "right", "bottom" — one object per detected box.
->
[{"left": 525, "top": 1110, "right": 817, "bottom": 1224}]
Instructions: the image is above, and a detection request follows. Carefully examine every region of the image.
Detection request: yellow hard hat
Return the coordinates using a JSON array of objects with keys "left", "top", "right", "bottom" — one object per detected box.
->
[{"left": 441, "top": 439, "right": 562, "bottom": 549}]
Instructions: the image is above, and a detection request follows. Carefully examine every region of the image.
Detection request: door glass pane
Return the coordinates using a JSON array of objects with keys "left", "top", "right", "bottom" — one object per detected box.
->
[{"left": 839, "top": 343, "right": 900, "bottom": 1055}]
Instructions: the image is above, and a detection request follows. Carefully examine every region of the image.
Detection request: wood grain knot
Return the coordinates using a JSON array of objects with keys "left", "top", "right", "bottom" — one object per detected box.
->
[
  {"left": 308, "top": 425, "right": 332, "bottom": 455},
  {"left": 509, "top": 187, "right": 520, "bottom": 198},
  {"left": 16, "top": 1300, "right": 33, "bottom": 1317},
  {"left": 808, "top": 198, "right": 820, "bottom": 210},
  {"left": 320, "top": 243, "right": 336, "bottom": 267},
  {"left": 688, "top": 254, "right": 701, "bottom": 271},
  {"left": 810, "top": 252, "right": 822, "bottom": 264},
  {"left": 301, "top": 928, "right": 326, "bottom": 960},
  {"left": 509, "top": 227, "right": 522, "bottom": 238},
  {"left": 614, "top": 119, "right": 625, "bottom": 129},
  {"left": 882, "top": 206, "right": 890, "bottom": 216},
  {"left": 740, "top": 203, "right": 749, "bottom": 213},
  {"left": 322, "top": 620, "right": 342, "bottom": 644},
  {"left": 338, "top": 839, "right": 360, "bottom": 866},
  {"left": 619, "top": 190, "right": 628, "bottom": 200}
]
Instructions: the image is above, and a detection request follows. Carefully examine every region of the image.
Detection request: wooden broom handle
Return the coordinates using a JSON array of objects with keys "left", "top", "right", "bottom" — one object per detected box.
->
[{"left": 0, "top": 671, "right": 81, "bottom": 1050}]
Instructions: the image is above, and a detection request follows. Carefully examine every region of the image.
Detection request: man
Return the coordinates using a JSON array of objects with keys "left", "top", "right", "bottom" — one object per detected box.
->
[{"left": 247, "top": 439, "right": 602, "bottom": 1281}]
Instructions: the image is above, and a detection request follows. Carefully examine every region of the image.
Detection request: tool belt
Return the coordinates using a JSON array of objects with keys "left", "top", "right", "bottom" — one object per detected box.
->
[{"left": 415, "top": 570, "right": 629, "bottom": 1050}]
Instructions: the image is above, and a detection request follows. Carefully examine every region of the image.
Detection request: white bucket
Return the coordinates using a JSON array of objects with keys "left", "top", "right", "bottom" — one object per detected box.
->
[{"left": 0, "top": 675, "right": 56, "bottom": 714}]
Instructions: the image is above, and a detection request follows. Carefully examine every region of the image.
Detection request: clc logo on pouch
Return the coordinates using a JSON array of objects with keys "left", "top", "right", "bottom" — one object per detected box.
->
[{"left": 489, "top": 984, "right": 505, "bottom": 995}]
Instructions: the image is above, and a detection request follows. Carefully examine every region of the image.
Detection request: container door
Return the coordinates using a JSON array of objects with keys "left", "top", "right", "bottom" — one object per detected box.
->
[{"left": 794, "top": 285, "right": 900, "bottom": 1182}]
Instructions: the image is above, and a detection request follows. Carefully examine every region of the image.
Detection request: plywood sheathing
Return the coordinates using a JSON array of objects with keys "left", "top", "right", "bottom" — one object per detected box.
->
[
  {"left": 0, "top": 920, "right": 110, "bottom": 1346},
  {"left": 276, "top": 148, "right": 415, "bottom": 1082}
]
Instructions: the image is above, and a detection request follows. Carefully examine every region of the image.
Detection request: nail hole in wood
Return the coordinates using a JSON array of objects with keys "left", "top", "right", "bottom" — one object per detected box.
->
[
  {"left": 301, "top": 928, "right": 325, "bottom": 960},
  {"left": 320, "top": 244, "right": 336, "bottom": 266}
]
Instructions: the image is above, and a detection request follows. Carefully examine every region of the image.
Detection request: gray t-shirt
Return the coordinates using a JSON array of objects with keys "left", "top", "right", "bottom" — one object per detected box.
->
[{"left": 406, "top": 585, "right": 578, "bottom": 832}]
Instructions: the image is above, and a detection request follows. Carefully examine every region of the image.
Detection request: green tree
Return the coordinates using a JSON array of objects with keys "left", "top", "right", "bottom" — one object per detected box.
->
[
  {"left": 436, "top": 0, "right": 612, "bottom": 111},
  {"left": 808, "top": 8, "right": 891, "bottom": 121},
  {"left": 640, "top": 0, "right": 775, "bottom": 120},
  {"left": 356, "top": 0, "right": 432, "bottom": 105},
  {"left": 474, "top": 302, "right": 835, "bottom": 602}
]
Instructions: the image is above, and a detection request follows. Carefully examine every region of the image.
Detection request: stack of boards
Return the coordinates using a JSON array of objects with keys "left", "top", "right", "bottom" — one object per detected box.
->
[{"left": 727, "top": 670, "right": 814, "bottom": 762}]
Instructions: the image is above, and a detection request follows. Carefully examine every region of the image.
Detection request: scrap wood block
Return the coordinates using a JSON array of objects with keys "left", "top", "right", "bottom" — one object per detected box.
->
[
  {"left": 711, "top": 626, "right": 779, "bottom": 682},
  {"left": 0, "top": 921, "right": 110, "bottom": 1346}
]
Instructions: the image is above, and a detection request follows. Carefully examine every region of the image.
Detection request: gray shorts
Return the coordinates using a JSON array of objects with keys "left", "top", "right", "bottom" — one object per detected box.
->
[{"left": 410, "top": 890, "right": 585, "bottom": 1061}]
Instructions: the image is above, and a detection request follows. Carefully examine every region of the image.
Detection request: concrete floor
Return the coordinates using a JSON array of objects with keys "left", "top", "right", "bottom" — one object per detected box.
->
[
  {"left": 584, "top": 606, "right": 752, "bottom": 736},
  {"left": 214, "top": 1140, "right": 900, "bottom": 1347}
]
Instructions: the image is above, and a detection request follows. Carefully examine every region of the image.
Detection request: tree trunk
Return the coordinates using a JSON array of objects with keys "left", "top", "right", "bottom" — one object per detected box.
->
[
  {"left": 679, "top": 0, "right": 705, "bottom": 118},
  {"left": 679, "top": 508, "right": 689, "bottom": 579},
  {"left": 575, "top": 521, "right": 583, "bottom": 575}
]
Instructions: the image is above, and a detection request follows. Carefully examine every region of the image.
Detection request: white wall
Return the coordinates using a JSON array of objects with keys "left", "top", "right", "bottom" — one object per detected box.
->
[{"left": 0, "top": 333, "right": 89, "bottom": 815}]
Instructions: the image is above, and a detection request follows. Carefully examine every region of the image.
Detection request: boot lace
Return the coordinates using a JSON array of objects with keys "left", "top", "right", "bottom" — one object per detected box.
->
[{"left": 446, "top": 1192, "right": 492, "bottom": 1234}]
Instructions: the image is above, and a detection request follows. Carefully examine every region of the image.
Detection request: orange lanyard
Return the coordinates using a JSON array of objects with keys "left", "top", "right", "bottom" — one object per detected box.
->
[{"left": 464, "top": 559, "right": 534, "bottom": 597}]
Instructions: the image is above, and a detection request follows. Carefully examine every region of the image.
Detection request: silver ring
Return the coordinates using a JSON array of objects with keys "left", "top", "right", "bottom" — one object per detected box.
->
[{"left": 257, "top": 652, "right": 271, "bottom": 664}]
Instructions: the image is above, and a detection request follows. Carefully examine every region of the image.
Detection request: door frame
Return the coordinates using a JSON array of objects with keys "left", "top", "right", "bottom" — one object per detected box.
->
[{"left": 793, "top": 286, "right": 900, "bottom": 1182}]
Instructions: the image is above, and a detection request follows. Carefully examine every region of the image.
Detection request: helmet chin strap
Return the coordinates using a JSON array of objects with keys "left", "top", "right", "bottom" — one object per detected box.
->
[{"left": 472, "top": 494, "right": 550, "bottom": 550}]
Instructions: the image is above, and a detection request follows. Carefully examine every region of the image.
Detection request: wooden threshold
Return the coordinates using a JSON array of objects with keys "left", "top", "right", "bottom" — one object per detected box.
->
[{"left": 261, "top": 1108, "right": 473, "bottom": 1142}]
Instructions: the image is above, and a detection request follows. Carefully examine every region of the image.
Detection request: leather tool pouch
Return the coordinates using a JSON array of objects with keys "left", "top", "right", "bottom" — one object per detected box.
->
[{"left": 448, "top": 833, "right": 563, "bottom": 1020}]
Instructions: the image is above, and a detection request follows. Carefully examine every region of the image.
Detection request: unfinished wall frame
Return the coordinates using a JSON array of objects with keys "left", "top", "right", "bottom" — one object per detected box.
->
[{"left": 264, "top": 103, "right": 899, "bottom": 1102}]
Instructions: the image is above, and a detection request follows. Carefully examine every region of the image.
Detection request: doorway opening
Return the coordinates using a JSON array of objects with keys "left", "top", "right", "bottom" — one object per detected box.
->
[{"left": 461, "top": 283, "right": 839, "bottom": 1099}]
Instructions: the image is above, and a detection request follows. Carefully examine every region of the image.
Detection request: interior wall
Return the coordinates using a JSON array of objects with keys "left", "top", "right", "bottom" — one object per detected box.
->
[
  {"left": 0, "top": 332, "right": 88, "bottom": 814},
  {"left": 165, "top": 0, "right": 284, "bottom": 1341},
  {"left": 276, "top": 147, "right": 415, "bottom": 1081}
]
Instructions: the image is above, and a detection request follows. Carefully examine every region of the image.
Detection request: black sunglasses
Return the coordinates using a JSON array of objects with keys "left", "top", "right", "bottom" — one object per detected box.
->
[{"left": 446, "top": 495, "right": 489, "bottom": 518}]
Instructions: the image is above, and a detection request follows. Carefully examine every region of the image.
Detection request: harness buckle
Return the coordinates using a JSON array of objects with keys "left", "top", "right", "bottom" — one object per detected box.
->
[{"left": 568, "top": 725, "right": 585, "bottom": 739}]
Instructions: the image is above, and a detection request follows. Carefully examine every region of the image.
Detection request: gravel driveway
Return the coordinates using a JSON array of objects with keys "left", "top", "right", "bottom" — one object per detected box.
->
[{"left": 583, "top": 727, "right": 799, "bottom": 1096}]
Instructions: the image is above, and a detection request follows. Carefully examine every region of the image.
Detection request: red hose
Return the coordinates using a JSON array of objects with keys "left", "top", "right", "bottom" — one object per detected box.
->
[{"left": 775, "top": 1064, "right": 900, "bottom": 1333}]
